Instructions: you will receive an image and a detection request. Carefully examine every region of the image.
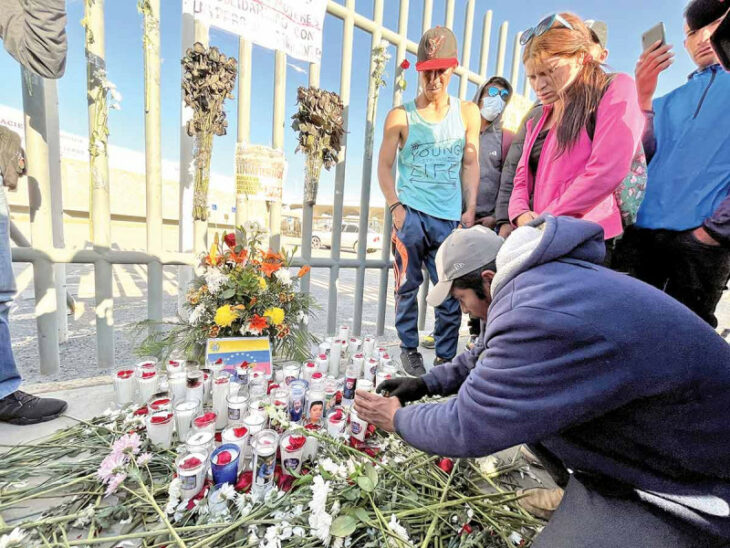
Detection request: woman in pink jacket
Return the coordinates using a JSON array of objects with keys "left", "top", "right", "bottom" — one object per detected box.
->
[{"left": 509, "top": 13, "right": 644, "bottom": 244}]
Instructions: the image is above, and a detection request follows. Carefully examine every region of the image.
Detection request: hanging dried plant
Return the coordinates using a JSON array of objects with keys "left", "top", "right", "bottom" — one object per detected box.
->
[
  {"left": 181, "top": 42, "right": 237, "bottom": 220},
  {"left": 291, "top": 86, "right": 345, "bottom": 205}
]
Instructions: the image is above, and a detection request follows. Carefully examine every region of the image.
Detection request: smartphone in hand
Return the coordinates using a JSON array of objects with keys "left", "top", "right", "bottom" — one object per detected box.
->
[{"left": 642, "top": 22, "right": 667, "bottom": 52}]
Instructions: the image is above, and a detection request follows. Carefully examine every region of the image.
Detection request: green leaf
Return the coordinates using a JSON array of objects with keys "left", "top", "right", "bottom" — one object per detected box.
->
[
  {"left": 356, "top": 476, "right": 374, "bottom": 492},
  {"left": 330, "top": 515, "right": 358, "bottom": 538},
  {"left": 342, "top": 488, "right": 360, "bottom": 501},
  {"left": 220, "top": 288, "right": 236, "bottom": 299},
  {"left": 364, "top": 463, "right": 378, "bottom": 487},
  {"left": 351, "top": 507, "right": 371, "bottom": 523}
]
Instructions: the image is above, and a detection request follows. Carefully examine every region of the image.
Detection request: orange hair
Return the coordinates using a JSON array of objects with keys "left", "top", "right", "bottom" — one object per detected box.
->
[{"left": 522, "top": 13, "right": 611, "bottom": 153}]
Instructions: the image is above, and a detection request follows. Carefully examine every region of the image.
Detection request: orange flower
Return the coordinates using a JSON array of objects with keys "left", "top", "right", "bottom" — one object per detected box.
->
[
  {"left": 262, "top": 249, "right": 283, "bottom": 262},
  {"left": 297, "top": 265, "right": 311, "bottom": 278},
  {"left": 248, "top": 314, "right": 268, "bottom": 333},
  {"left": 209, "top": 325, "right": 220, "bottom": 337},
  {"left": 249, "top": 297, "right": 257, "bottom": 307},
  {"left": 232, "top": 304, "right": 245, "bottom": 311},
  {"left": 204, "top": 241, "right": 224, "bottom": 267},
  {"left": 261, "top": 260, "right": 282, "bottom": 277},
  {"left": 229, "top": 248, "right": 249, "bottom": 265}
]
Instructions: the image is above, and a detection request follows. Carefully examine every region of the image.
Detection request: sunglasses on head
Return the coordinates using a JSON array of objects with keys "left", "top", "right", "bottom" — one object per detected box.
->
[
  {"left": 486, "top": 86, "right": 510, "bottom": 99},
  {"left": 520, "top": 13, "right": 575, "bottom": 46}
]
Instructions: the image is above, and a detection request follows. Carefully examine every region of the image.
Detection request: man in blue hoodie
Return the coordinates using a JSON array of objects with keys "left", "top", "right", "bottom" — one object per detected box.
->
[
  {"left": 623, "top": 0, "right": 730, "bottom": 328},
  {"left": 355, "top": 216, "right": 730, "bottom": 546}
]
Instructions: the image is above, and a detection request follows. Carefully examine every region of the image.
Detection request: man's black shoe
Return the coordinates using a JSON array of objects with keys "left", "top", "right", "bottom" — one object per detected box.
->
[
  {"left": 400, "top": 349, "right": 426, "bottom": 376},
  {"left": 433, "top": 356, "right": 452, "bottom": 366},
  {"left": 0, "top": 390, "right": 68, "bottom": 425}
]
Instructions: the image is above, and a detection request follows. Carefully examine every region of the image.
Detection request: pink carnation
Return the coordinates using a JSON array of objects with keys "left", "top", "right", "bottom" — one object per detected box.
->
[
  {"left": 112, "top": 432, "right": 141, "bottom": 457},
  {"left": 97, "top": 452, "right": 127, "bottom": 483},
  {"left": 105, "top": 473, "right": 127, "bottom": 496}
]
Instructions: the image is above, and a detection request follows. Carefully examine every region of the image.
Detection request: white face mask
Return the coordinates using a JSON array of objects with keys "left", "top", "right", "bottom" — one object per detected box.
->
[{"left": 480, "top": 96, "right": 505, "bottom": 122}]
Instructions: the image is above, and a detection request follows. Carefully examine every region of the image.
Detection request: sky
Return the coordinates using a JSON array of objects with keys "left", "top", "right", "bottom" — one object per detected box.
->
[{"left": 0, "top": 0, "right": 697, "bottom": 207}]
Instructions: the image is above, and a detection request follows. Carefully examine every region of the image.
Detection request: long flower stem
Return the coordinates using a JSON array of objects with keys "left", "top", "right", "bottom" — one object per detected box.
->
[
  {"left": 0, "top": 474, "right": 94, "bottom": 510},
  {"left": 420, "top": 459, "right": 458, "bottom": 548}
]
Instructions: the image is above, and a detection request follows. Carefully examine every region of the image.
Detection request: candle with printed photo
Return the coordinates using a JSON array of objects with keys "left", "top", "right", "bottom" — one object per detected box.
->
[
  {"left": 252, "top": 429, "right": 279, "bottom": 497},
  {"left": 176, "top": 452, "right": 207, "bottom": 499},
  {"left": 349, "top": 408, "right": 368, "bottom": 442},
  {"left": 226, "top": 393, "right": 249, "bottom": 425},
  {"left": 279, "top": 431, "right": 306, "bottom": 475}
]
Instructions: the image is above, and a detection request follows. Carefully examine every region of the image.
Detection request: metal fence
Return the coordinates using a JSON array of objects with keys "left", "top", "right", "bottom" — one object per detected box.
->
[{"left": 10, "top": 0, "right": 525, "bottom": 375}]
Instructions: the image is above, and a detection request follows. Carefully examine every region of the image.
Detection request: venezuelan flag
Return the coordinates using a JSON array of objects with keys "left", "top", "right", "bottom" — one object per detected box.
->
[{"left": 206, "top": 337, "right": 272, "bottom": 375}]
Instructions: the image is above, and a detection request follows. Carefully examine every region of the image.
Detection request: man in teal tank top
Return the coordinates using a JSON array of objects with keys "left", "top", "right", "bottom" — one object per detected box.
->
[{"left": 378, "top": 27, "right": 481, "bottom": 376}]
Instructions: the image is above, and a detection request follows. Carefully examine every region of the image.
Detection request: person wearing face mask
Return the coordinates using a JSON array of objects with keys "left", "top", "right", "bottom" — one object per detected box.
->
[
  {"left": 378, "top": 27, "right": 481, "bottom": 376},
  {"left": 508, "top": 13, "right": 644, "bottom": 259},
  {"left": 619, "top": 0, "right": 730, "bottom": 328}
]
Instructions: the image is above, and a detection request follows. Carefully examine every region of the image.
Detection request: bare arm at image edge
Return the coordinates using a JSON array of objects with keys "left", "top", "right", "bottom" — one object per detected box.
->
[
  {"left": 460, "top": 101, "right": 481, "bottom": 226},
  {"left": 0, "top": 0, "right": 67, "bottom": 79}
]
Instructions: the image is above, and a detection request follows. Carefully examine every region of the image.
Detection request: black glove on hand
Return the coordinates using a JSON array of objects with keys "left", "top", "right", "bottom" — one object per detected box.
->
[{"left": 376, "top": 377, "right": 429, "bottom": 406}]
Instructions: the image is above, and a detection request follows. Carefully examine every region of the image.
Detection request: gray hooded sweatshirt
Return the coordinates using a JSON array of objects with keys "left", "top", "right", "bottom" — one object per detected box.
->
[{"left": 472, "top": 81, "right": 508, "bottom": 219}]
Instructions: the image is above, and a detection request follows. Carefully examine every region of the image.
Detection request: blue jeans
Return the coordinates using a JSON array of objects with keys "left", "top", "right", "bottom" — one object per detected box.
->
[
  {"left": 391, "top": 206, "right": 461, "bottom": 360},
  {"left": 0, "top": 188, "right": 21, "bottom": 399}
]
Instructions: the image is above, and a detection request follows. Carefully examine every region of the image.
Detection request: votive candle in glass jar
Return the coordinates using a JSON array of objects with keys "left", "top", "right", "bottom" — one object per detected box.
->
[
  {"left": 185, "top": 430, "right": 214, "bottom": 460},
  {"left": 168, "top": 371, "right": 187, "bottom": 403},
  {"left": 113, "top": 366, "right": 135, "bottom": 406},
  {"left": 288, "top": 381, "right": 307, "bottom": 423},
  {"left": 243, "top": 411, "right": 268, "bottom": 459},
  {"left": 226, "top": 393, "right": 249, "bottom": 426},
  {"left": 186, "top": 370, "right": 204, "bottom": 405},
  {"left": 348, "top": 408, "right": 368, "bottom": 442},
  {"left": 146, "top": 410, "right": 174, "bottom": 448},
  {"left": 362, "top": 337, "right": 376, "bottom": 358},
  {"left": 211, "top": 372, "right": 231, "bottom": 429},
  {"left": 348, "top": 337, "right": 362, "bottom": 355},
  {"left": 315, "top": 353, "right": 329, "bottom": 375},
  {"left": 252, "top": 429, "right": 279, "bottom": 497},
  {"left": 210, "top": 444, "right": 240, "bottom": 486},
  {"left": 174, "top": 399, "right": 199, "bottom": 442},
  {"left": 221, "top": 425, "right": 249, "bottom": 471},
  {"left": 309, "top": 372, "right": 325, "bottom": 392},
  {"left": 136, "top": 369, "right": 158, "bottom": 405},
  {"left": 364, "top": 357, "right": 378, "bottom": 384},
  {"left": 302, "top": 360, "right": 317, "bottom": 384},
  {"left": 279, "top": 430, "right": 306, "bottom": 475},
  {"left": 176, "top": 452, "right": 207, "bottom": 499},
  {"left": 201, "top": 368, "right": 213, "bottom": 404},
  {"left": 327, "top": 407, "right": 346, "bottom": 437},
  {"left": 192, "top": 411, "right": 217, "bottom": 436},
  {"left": 148, "top": 393, "right": 173, "bottom": 413}
]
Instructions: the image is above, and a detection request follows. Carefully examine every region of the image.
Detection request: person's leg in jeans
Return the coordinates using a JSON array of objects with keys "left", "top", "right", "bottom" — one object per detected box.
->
[
  {"left": 621, "top": 226, "right": 672, "bottom": 290},
  {"left": 392, "top": 206, "right": 428, "bottom": 374},
  {"left": 423, "top": 215, "right": 460, "bottom": 362},
  {"left": 665, "top": 231, "right": 730, "bottom": 328},
  {"left": 0, "top": 187, "right": 21, "bottom": 399},
  {"left": 0, "top": 187, "right": 66, "bottom": 424}
]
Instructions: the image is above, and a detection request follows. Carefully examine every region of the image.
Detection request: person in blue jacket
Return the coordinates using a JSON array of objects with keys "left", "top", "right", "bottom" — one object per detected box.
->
[
  {"left": 355, "top": 216, "right": 730, "bottom": 547},
  {"left": 621, "top": 0, "right": 730, "bottom": 327}
]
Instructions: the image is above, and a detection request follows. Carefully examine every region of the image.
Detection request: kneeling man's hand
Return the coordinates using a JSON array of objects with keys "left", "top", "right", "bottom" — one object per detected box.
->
[
  {"left": 376, "top": 377, "right": 429, "bottom": 406},
  {"left": 354, "top": 390, "right": 401, "bottom": 433}
]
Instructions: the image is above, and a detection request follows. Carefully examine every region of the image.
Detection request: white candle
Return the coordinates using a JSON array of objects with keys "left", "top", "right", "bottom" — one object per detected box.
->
[
  {"left": 338, "top": 324, "right": 350, "bottom": 341},
  {"left": 252, "top": 429, "right": 279, "bottom": 497},
  {"left": 146, "top": 411, "right": 174, "bottom": 449},
  {"left": 351, "top": 353, "right": 364, "bottom": 378},
  {"left": 364, "top": 358, "right": 378, "bottom": 384},
  {"left": 174, "top": 399, "right": 199, "bottom": 442},
  {"left": 148, "top": 395, "right": 172, "bottom": 413},
  {"left": 362, "top": 337, "right": 376, "bottom": 357},
  {"left": 211, "top": 372, "right": 231, "bottom": 429},
  {"left": 302, "top": 424, "right": 320, "bottom": 461},
  {"left": 348, "top": 337, "right": 362, "bottom": 355},
  {"left": 357, "top": 379, "right": 374, "bottom": 393},
  {"left": 375, "top": 363, "right": 397, "bottom": 388},
  {"left": 279, "top": 431, "right": 306, "bottom": 474},
  {"left": 136, "top": 370, "right": 158, "bottom": 405},
  {"left": 113, "top": 367, "right": 136, "bottom": 406},
  {"left": 283, "top": 363, "right": 300, "bottom": 384},
  {"left": 244, "top": 412, "right": 268, "bottom": 460},
  {"left": 327, "top": 407, "right": 346, "bottom": 437},
  {"left": 226, "top": 393, "right": 249, "bottom": 425},
  {"left": 329, "top": 341, "right": 342, "bottom": 377},
  {"left": 177, "top": 452, "right": 207, "bottom": 499},
  {"left": 185, "top": 431, "right": 214, "bottom": 459},
  {"left": 186, "top": 371, "right": 204, "bottom": 405},
  {"left": 302, "top": 361, "right": 317, "bottom": 384},
  {"left": 166, "top": 359, "right": 185, "bottom": 377},
  {"left": 168, "top": 372, "right": 187, "bottom": 403},
  {"left": 348, "top": 409, "right": 368, "bottom": 442},
  {"left": 318, "top": 341, "right": 331, "bottom": 358},
  {"left": 315, "top": 354, "right": 328, "bottom": 375},
  {"left": 201, "top": 368, "right": 213, "bottom": 404},
  {"left": 192, "top": 411, "right": 217, "bottom": 437},
  {"left": 221, "top": 425, "right": 249, "bottom": 472},
  {"left": 309, "top": 372, "right": 325, "bottom": 392}
]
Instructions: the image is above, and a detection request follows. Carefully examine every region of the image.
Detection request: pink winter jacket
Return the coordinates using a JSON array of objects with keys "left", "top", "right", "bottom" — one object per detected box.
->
[{"left": 508, "top": 73, "right": 644, "bottom": 239}]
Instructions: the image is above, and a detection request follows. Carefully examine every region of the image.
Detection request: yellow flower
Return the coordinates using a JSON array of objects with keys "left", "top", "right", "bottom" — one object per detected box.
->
[
  {"left": 214, "top": 304, "right": 238, "bottom": 328},
  {"left": 263, "top": 307, "right": 285, "bottom": 326},
  {"left": 258, "top": 277, "right": 267, "bottom": 291}
]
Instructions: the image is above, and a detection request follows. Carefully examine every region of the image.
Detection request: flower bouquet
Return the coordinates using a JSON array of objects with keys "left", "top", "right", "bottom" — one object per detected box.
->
[{"left": 136, "top": 226, "right": 317, "bottom": 363}]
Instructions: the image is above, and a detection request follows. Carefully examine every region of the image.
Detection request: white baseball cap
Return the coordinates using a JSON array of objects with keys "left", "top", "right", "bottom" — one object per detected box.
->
[{"left": 427, "top": 225, "right": 504, "bottom": 307}]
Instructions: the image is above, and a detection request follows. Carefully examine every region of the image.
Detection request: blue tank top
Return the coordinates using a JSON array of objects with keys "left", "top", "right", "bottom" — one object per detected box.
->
[{"left": 397, "top": 96, "right": 465, "bottom": 221}]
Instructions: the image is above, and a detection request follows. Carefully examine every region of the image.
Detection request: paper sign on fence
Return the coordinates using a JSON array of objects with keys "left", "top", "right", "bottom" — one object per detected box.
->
[{"left": 183, "top": 0, "right": 328, "bottom": 64}]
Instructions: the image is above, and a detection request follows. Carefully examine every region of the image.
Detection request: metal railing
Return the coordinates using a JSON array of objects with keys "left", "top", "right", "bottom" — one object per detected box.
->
[{"left": 10, "top": 0, "right": 525, "bottom": 374}]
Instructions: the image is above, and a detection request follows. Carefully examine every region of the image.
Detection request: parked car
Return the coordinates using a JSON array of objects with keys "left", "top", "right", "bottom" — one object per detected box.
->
[{"left": 311, "top": 223, "right": 382, "bottom": 253}]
